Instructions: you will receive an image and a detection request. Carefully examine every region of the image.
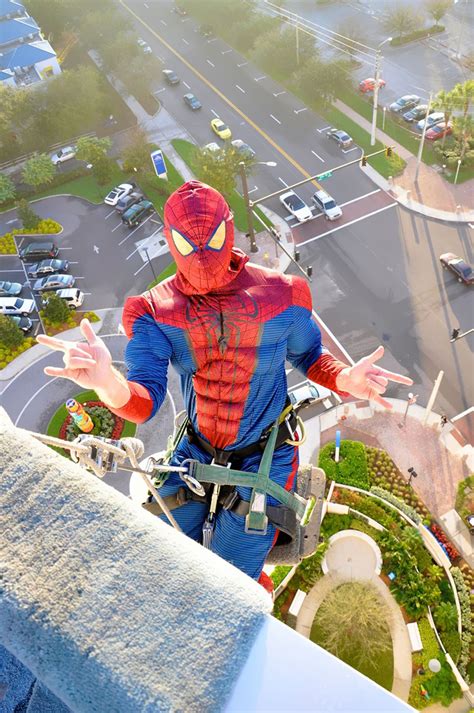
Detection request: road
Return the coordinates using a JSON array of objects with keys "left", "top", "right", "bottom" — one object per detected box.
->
[{"left": 117, "top": 0, "right": 472, "bottom": 416}]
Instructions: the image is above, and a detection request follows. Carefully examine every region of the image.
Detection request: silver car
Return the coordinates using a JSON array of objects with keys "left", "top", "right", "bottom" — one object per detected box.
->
[{"left": 32, "top": 274, "right": 75, "bottom": 292}]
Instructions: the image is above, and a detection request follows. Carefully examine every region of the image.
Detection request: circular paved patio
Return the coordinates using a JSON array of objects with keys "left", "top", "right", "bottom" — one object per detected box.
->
[{"left": 322, "top": 529, "right": 382, "bottom": 580}]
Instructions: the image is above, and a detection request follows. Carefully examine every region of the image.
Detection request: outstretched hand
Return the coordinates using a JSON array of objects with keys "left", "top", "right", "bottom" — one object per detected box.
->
[{"left": 336, "top": 345, "right": 413, "bottom": 409}]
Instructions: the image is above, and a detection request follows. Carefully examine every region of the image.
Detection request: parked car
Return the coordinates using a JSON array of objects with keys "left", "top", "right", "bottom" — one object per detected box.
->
[
  {"left": 326, "top": 128, "right": 353, "bottom": 149},
  {"left": 425, "top": 122, "right": 452, "bottom": 141},
  {"left": 389, "top": 95, "right": 420, "bottom": 113},
  {"left": 0, "top": 281, "right": 22, "bottom": 297},
  {"left": 46, "top": 288, "right": 84, "bottom": 309},
  {"left": 279, "top": 191, "right": 313, "bottom": 223},
  {"left": 439, "top": 253, "right": 473, "bottom": 285},
  {"left": 199, "top": 24, "right": 213, "bottom": 37},
  {"left": 231, "top": 139, "right": 256, "bottom": 159},
  {"left": 115, "top": 192, "right": 144, "bottom": 214},
  {"left": 162, "top": 69, "right": 180, "bottom": 85},
  {"left": 0, "top": 297, "right": 35, "bottom": 316},
  {"left": 417, "top": 112, "right": 445, "bottom": 131},
  {"left": 27, "top": 259, "right": 69, "bottom": 278},
  {"left": 122, "top": 199, "right": 154, "bottom": 228},
  {"left": 32, "top": 274, "right": 75, "bottom": 293},
  {"left": 403, "top": 104, "right": 432, "bottom": 123},
  {"left": 289, "top": 381, "right": 333, "bottom": 408},
  {"left": 104, "top": 183, "right": 134, "bottom": 206},
  {"left": 203, "top": 142, "right": 221, "bottom": 154},
  {"left": 359, "top": 77, "right": 386, "bottom": 93},
  {"left": 19, "top": 241, "right": 59, "bottom": 262},
  {"left": 211, "top": 118, "right": 232, "bottom": 140},
  {"left": 10, "top": 315, "right": 33, "bottom": 333},
  {"left": 183, "top": 93, "right": 202, "bottom": 110},
  {"left": 137, "top": 37, "right": 152, "bottom": 54},
  {"left": 312, "top": 189, "right": 343, "bottom": 221},
  {"left": 50, "top": 145, "right": 76, "bottom": 165}
]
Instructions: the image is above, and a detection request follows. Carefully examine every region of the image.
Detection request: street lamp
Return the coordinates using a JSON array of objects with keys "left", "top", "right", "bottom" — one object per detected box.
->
[
  {"left": 143, "top": 246, "right": 157, "bottom": 284},
  {"left": 454, "top": 159, "right": 462, "bottom": 185},
  {"left": 239, "top": 160, "right": 277, "bottom": 254},
  {"left": 398, "top": 392, "right": 418, "bottom": 428},
  {"left": 382, "top": 106, "right": 387, "bottom": 131},
  {"left": 407, "top": 467, "right": 418, "bottom": 487},
  {"left": 371, "top": 37, "right": 392, "bottom": 146}
]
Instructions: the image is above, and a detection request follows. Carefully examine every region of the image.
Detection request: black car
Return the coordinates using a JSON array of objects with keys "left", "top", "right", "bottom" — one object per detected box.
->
[
  {"left": 199, "top": 24, "right": 213, "bottom": 37},
  {"left": 20, "top": 241, "right": 59, "bottom": 262},
  {"left": 440, "top": 253, "right": 474, "bottom": 285},
  {"left": 115, "top": 192, "right": 144, "bottom": 214},
  {"left": 162, "top": 69, "right": 180, "bottom": 85},
  {"left": 183, "top": 93, "right": 202, "bottom": 110},
  {"left": 403, "top": 105, "right": 431, "bottom": 123},
  {"left": 10, "top": 315, "right": 33, "bottom": 333},
  {"left": 27, "top": 259, "right": 69, "bottom": 278},
  {"left": 389, "top": 95, "right": 420, "bottom": 114}
]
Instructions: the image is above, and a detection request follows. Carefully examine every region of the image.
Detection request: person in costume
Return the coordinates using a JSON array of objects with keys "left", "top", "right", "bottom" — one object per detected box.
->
[{"left": 38, "top": 181, "right": 413, "bottom": 588}]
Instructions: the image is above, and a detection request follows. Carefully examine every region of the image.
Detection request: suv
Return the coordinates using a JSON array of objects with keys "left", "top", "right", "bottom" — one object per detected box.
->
[
  {"left": 312, "top": 190, "right": 342, "bottom": 221},
  {"left": 0, "top": 297, "right": 35, "bottom": 316},
  {"left": 122, "top": 199, "right": 154, "bottom": 228},
  {"left": 45, "top": 288, "right": 84, "bottom": 309},
  {"left": 115, "top": 192, "right": 144, "bottom": 214},
  {"left": 20, "top": 241, "right": 59, "bottom": 262}
]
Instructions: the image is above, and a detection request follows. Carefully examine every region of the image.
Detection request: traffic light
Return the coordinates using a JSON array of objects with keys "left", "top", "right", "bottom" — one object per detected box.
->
[
  {"left": 361, "top": 156, "right": 367, "bottom": 166},
  {"left": 385, "top": 146, "right": 393, "bottom": 158}
]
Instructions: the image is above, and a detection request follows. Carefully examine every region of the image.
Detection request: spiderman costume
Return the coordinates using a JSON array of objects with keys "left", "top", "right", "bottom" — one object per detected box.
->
[{"left": 111, "top": 181, "right": 349, "bottom": 582}]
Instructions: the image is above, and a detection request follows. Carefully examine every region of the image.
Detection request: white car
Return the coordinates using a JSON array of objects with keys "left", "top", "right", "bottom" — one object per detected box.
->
[
  {"left": 289, "top": 381, "right": 333, "bottom": 408},
  {"left": 279, "top": 190, "right": 313, "bottom": 223},
  {"left": 137, "top": 37, "right": 152, "bottom": 54},
  {"left": 312, "top": 189, "right": 342, "bottom": 221},
  {"left": 417, "top": 112, "right": 444, "bottom": 131},
  {"left": 203, "top": 142, "right": 221, "bottom": 153},
  {"left": 50, "top": 146, "right": 76, "bottom": 165},
  {"left": 104, "top": 183, "right": 135, "bottom": 206},
  {"left": 44, "top": 288, "right": 84, "bottom": 310},
  {"left": 0, "top": 297, "right": 35, "bottom": 316}
]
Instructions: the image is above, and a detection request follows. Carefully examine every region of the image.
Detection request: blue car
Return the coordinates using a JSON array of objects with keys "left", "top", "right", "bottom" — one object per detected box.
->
[
  {"left": 0, "top": 280, "right": 22, "bottom": 297},
  {"left": 183, "top": 93, "right": 202, "bottom": 110}
]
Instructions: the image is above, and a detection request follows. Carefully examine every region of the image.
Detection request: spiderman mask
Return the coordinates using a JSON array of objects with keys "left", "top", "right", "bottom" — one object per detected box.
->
[{"left": 164, "top": 181, "right": 247, "bottom": 295}]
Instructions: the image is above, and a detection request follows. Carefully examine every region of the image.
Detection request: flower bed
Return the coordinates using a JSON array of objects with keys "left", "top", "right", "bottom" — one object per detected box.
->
[
  {"left": 0, "top": 219, "right": 63, "bottom": 254},
  {"left": 429, "top": 524, "right": 460, "bottom": 562},
  {"left": 318, "top": 440, "right": 369, "bottom": 490},
  {"left": 0, "top": 337, "right": 36, "bottom": 369},
  {"left": 58, "top": 401, "right": 125, "bottom": 443}
]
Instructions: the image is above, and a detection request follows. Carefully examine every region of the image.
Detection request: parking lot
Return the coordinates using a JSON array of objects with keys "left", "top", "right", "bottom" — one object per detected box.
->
[{"left": 0, "top": 194, "right": 172, "bottom": 335}]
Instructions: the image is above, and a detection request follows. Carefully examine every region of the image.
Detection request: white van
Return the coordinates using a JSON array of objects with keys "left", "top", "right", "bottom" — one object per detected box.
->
[
  {"left": 312, "top": 189, "right": 342, "bottom": 221},
  {"left": 56, "top": 289, "right": 84, "bottom": 309},
  {"left": 0, "top": 297, "right": 35, "bottom": 316}
]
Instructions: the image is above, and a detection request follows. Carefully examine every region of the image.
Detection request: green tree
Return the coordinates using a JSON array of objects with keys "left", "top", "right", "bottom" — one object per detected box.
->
[
  {"left": 294, "top": 57, "right": 350, "bottom": 105},
  {"left": 384, "top": 4, "right": 423, "bottom": 39},
  {"left": 0, "top": 314, "right": 24, "bottom": 349},
  {"left": 433, "top": 89, "right": 456, "bottom": 148},
  {"left": 43, "top": 292, "right": 70, "bottom": 324},
  {"left": 312, "top": 582, "right": 392, "bottom": 668},
  {"left": 76, "top": 8, "right": 127, "bottom": 50},
  {"left": 22, "top": 154, "right": 55, "bottom": 189},
  {"left": 336, "top": 20, "right": 367, "bottom": 62},
  {"left": 17, "top": 199, "right": 41, "bottom": 230},
  {"left": 452, "top": 114, "right": 473, "bottom": 162},
  {"left": 91, "top": 156, "right": 116, "bottom": 185},
  {"left": 434, "top": 601, "right": 458, "bottom": 632},
  {"left": 75, "top": 135, "right": 112, "bottom": 166},
  {"left": 425, "top": 0, "right": 453, "bottom": 26},
  {"left": 193, "top": 144, "right": 248, "bottom": 198},
  {"left": 0, "top": 173, "right": 15, "bottom": 204},
  {"left": 121, "top": 128, "right": 154, "bottom": 177},
  {"left": 23, "top": 0, "right": 76, "bottom": 40},
  {"left": 251, "top": 25, "right": 317, "bottom": 77}
]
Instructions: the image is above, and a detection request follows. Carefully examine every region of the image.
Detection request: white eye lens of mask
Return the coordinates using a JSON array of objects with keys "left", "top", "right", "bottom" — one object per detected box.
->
[
  {"left": 207, "top": 221, "right": 226, "bottom": 251},
  {"left": 172, "top": 229, "right": 194, "bottom": 256}
]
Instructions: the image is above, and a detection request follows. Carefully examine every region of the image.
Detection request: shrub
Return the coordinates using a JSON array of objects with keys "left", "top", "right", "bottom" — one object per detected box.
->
[
  {"left": 292, "top": 541, "right": 329, "bottom": 593},
  {"left": 270, "top": 565, "right": 292, "bottom": 589},
  {"left": 370, "top": 486, "right": 421, "bottom": 523},
  {"left": 439, "top": 629, "right": 461, "bottom": 664},
  {"left": 42, "top": 293, "right": 70, "bottom": 324},
  {"left": 425, "top": 663, "right": 462, "bottom": 706},
  {"left": 17, "top": 199, "right": 41, "bottom": 230},
  {"left": 318, "top": 440, "right": 369, "bottom": 490},
  {"left": 450, "top": 567, "right": 472, "bottom": 681},
  {"left": 455, "top": 475, "right": 474, "bottom": 521},
  {"left": 320, "top": 513, "right": 353, "bottom": 539},
  {"left": 430, "top": 524, "right": 460, "bottom": 562}
]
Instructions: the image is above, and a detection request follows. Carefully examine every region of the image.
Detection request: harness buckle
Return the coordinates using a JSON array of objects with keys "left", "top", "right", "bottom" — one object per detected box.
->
[{"left": 244, "top": 491, "right": 268, "bottom": 536}]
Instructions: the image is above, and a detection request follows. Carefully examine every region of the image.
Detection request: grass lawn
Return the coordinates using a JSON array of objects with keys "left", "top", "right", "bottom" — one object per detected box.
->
[
  {"left": 310, "top": 593, "right": 394, "bottom": 691},
  {"left": 147, "top": 260, "right": 176, "bottom": 290},
  {"left": 33, "top": 164, "right": 130, "bottom": 204},
  {"left": 171, "top": 138, "right": 272, "bottom": 232}
]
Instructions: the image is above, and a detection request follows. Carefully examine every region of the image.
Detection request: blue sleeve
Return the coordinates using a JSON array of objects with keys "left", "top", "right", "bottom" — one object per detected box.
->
[
  {"left": 124, "top": 313, "right": 172, "bottom": 421},
  {"left": 286, "top": 305, "right": 323, "bottom": 375}
]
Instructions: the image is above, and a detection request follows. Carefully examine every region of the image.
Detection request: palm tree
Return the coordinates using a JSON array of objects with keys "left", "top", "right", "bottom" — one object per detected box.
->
[
  {"left": 433, "top": 89, "right": 456, "bottom": 149},
  {"left": 452, "top": 79, "right": 474, "bottom": 121},
  {"left": 452, "top": 114, "right": 473, "bottom": 162}
]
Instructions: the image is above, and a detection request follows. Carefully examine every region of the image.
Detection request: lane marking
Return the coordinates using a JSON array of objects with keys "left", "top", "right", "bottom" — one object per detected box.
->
[
  {"left": 222, "top": 49, "right": 232, "bottom": 55},
  {"left": 235, "top": 84, "right": 245, "bottom": 93},
  {"left": 311, "top": 150, "right": 325, "bottom": 162},
  {"left": 278, "top": 177, "right": 289, "bottom": 187},
  {"left": 237, "top": 61, "right": 248, "bottom": 67},
  {"left": 255, "top": 75, "right": 266, "bottom": 82},
  {"left": 182, "top": 38, "right": 189, "bottom": 45},
  {"left": 317, "top": 125, "right": 332, "bottom": 133},
  {"left": 270, "top": 114, "right": 281, "bottom": 124},
  {"left": 160, "top": 19, "right": 167, "bottom": 26},
  {"left": 0, "top": 269, "right": 24, "bottom": 272},
  {"left": 468, "top": 223, "right": 474, "bottom": 228},
  {"left": 294, "top": 108, "right": 307, "bottom": 114},
  {"left": 74, "top": 276, "right": 85, "bottom": 279},
  {"left": 339, "top": 188, "right": 381, "bottom": 207},
  {"left": 211, "top": 108, "right": 219, "bottom": 117},
  {"left": 207, "top": 38, "right": 217, "bottom": 43},
  {"left": 248, "top": 187, "right": 258, "bottom": 194},
  {"left": 154, "top": 88, "right": 166, "bottom": 94},
  {"left": 206, "top": 59, "right": 215, "bottom": 67},
  {"left": 273, "top": 91, "right": 286, "bottom": 97},
  {"left": 298, "top": 203, "right": 398, "bottom": 247},
  {"left": 118, "top": 0, "right": 323, "bottom": 189},
  {"left": 183, "top": 80, "right": 190, "bottom": 89}
]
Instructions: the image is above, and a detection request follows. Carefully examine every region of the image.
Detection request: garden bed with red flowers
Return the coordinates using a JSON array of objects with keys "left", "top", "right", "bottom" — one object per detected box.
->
[{"left": 429, "top": 524, "right": 460, "bottom": 562}]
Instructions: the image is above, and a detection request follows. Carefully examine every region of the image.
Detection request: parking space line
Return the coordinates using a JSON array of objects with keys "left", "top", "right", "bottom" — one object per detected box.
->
[
  {"left": 278, "top": 177, "right": 288, "bottom": 187},
  {"left": 105, "top": 209, "right": 116, "bottom": 219},
  {"left": 111, "top": 222, "right": 124, "bottom": 232},
  {"left": 294, "top": 108, "right": 307, "bottom": 114},
  {"left": 311, "top": 150, "right": 325, "bottom": 162},
  {"left": 298, "top": 203, "right": 398, "bottom": 247},
  {"left": 248, "top": 187, "right": 258, "bottom": 194},
  {"left": 237, "top": 61, "right": 248, "bottom": 67},
  {"left": 134, "top": 262, "right": 149, "bottom": 276},
  {"left": 317, "top": 125, "right": 332, "bottom": 133},
  {"left": 255, "top": 75, "right": 266, "bottom": 82},
  {"left": 342, "top": 146, "right": 360, "bottom": 154},
  {"left": 74, "top": 276, "right": 85, "bottom": 279},
  {"left": 126, "top": 246, "right": 141, "bottom": 260},
  {"left": 222, "top": 49, "right": 232, "bottom": 55},
  {"left": 207, "top": 38, "right": 217, "bottom": 43},
  {"left": 118, "top": 214, "right": 154, "bottom": 245},
  {"left": 82, "top": 292, "right": 92, "bottom": 296},
  {"left": 273, "top": 91, "right": 285, "bottom": 97},
  {"left": 58, "top": 246, "right": 73, "bottom": 250}
]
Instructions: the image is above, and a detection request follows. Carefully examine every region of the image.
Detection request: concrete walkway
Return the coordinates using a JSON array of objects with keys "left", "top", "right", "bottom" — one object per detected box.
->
[
  {"left": 335, "top": 100, "right": 474, "bottom": 222},
  {"left": 296, "top": 532, "right": 413, "bottom": 702}
]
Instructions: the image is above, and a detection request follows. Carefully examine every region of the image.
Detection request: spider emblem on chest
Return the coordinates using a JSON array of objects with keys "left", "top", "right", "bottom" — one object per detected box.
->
[{"left": 185, "top": 291, "right": 259, "bottom": 353}]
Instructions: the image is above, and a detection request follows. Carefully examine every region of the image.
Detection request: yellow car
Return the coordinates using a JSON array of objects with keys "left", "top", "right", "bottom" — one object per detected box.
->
[{"left": 210, "top": 118, "right": 232, "bottom": 140}]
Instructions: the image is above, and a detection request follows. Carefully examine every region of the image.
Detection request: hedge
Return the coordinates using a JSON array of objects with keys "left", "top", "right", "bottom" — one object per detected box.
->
[
  {"left": 391, "top": 25, "right": 444, "bottom": 47},
  {"left": 318, "top": 440, "right": 369, "bottom": 490},
  {"left": 370, "top": 486, "right": 421, "bottom": 524}
]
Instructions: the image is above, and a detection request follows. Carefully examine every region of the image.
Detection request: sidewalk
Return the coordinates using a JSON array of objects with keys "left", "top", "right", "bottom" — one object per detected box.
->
[{"left": 335, "top": 100, "right": 474, "bottom": 223}]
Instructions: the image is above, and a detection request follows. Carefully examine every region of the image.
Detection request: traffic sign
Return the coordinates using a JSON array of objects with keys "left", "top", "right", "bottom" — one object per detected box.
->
[
  {"left": 318, "top": 171, "right": 333, "bottom": 181},
  {"left": 150, "top": 149, "right": 167, "bottom": 179}
]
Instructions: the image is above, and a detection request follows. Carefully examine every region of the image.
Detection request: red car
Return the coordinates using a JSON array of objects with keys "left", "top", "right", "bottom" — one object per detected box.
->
[
  {"left": 359, "top": 77, "right": 386, "bottom": 93},
  {"left": 425, "top": 122, "right": 452, "bottom": 141}
]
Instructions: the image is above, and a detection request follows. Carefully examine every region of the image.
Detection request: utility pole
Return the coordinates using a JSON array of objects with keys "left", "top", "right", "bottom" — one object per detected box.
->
[
  {"left": 423, "top": 370, "right": 444, "bottom": 425},
  {"left": 239, "top": 162, "right": 258, "bottom": 253},
  {"left": 371, "top": 37, "right": 392, "bottom": 146},
  {"left": 295, "top": 22, "right": 300, "bottom": 65},
  {"left": 415, "top": 92, "right": 432, "bottom": 184}
]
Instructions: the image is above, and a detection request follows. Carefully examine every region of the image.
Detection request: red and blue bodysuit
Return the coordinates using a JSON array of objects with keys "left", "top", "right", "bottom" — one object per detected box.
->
[{"left": 112, "top": 181, "right": 348, "bottom": 582}]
